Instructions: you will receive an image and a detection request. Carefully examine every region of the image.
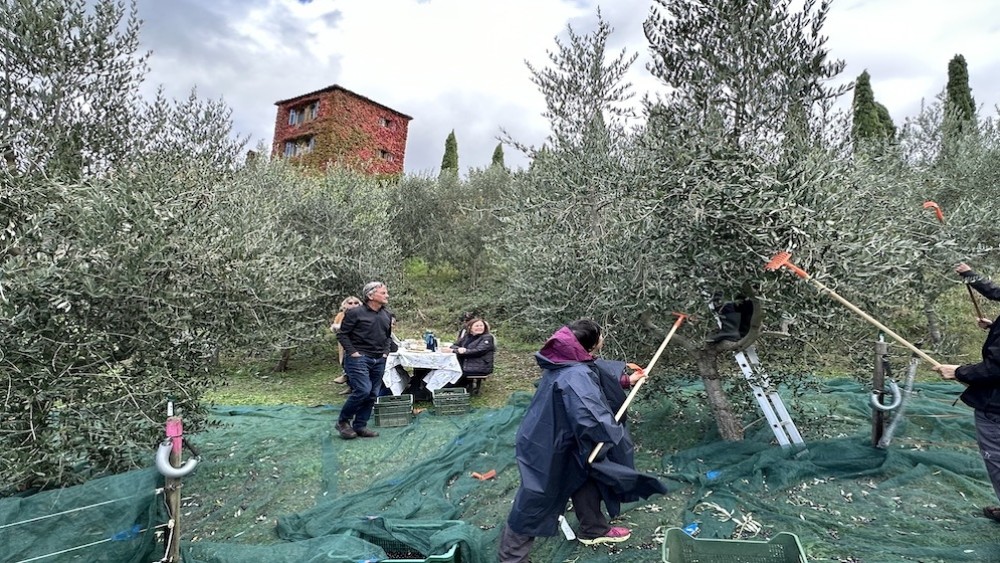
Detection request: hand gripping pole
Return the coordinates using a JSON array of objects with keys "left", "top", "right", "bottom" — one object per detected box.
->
[
  {"left": 923, "top": 201, "right": 984, "bottom": 320},
  {"left": 765, "top": 252, "right": 940, "bottom": 368},
  {"left": 587, "top": 312, "right": 688, "bottom": 464}
]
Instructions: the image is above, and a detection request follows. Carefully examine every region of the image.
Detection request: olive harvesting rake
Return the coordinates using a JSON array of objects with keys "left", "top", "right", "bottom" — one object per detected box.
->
[
  {"left": 923, "top": 200, "right": 985, "bottom": 320},
  {"left": 764, "top": 251, "right": 941, "bottom": 368}
]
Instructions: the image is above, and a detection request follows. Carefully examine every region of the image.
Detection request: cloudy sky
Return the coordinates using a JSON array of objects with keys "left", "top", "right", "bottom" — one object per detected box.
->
[{"left": 134, "top": 0, "right": 1000, "bottom": 175}]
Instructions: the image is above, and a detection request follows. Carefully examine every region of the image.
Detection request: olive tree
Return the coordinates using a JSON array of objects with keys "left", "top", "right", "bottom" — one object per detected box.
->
[
  {"left": 184, "top": 160, "right": 398, "bottom": 371},
  {"left": 0, "top": 0, "right": 400, "bottom": 491},
  {"left": 895, "top": 95, "right": 1000, "bottom": 348},
  {"left": 2, "top": 163, "right": 240, "bottom": 491},
  {"left": 0, "top": 0, "right": 146, "bottom": 177},
  {"left": 1, "top": 154, "right": 401, "bottom": 492},
  {"left": 886, "top": 54, "right": 1000, "bottom": 349},
  {"left": 495, "top": 1, "right": 931, "bottom": 441}
]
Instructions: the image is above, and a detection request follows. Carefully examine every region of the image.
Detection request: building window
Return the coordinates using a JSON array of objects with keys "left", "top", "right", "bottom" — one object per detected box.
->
[
  {"left": 305, "top": 102, "right": 319, "bottom": 121},
  {"left": 379, "top": 117, "right": 394, "bottom": 129},
  {"left": 378, "top": 149, "right": 394, "bottom": 162},
  {"left": 283, "top": 136, "right": 315, "bottom": 157},
  {"left": 289, "top": 102, "right": 319, "bottom": 126}
]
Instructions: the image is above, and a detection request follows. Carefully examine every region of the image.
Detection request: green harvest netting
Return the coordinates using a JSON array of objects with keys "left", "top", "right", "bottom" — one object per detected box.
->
[
  {"left": 0, "top": 468, "right": 163, "bottom": 563},
  {"left": 4, "top": 378, "right": 1000, "bottom": 563}
]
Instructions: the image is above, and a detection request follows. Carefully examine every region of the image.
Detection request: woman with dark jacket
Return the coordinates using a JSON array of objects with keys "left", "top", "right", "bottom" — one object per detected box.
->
[
  {"left": 446, "top": 318, "right": 495, "bottom": 394},
  {"left": 496, "top": 319, "right": 666, "bottom": 562},
  {"left": 934, "top": 262, "right": 1000, "bottom": 522}
]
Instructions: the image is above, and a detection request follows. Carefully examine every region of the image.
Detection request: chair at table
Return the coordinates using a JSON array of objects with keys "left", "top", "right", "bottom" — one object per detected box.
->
[{"left": 463, "top": 374, "right": 489, "bottom": 396}]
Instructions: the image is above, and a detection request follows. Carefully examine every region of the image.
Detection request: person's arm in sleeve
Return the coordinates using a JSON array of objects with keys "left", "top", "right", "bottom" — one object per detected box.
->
[
  {"left": 954, "top": 330, "right": 1000, "bottom": 385},
  {"left": 562, "top": 381, "right": 625, "bottom": 458},
  {"left": 618, "top": 364, "right": 646, "bottom": 388},
  {"left": 958, "top": 263, "right": 1000, "bottom": 302},
  {"left": 456, "top": 335, "right": 495, "bottom": 357},
  {"left": 336, "top": 309, "right": 359, "bottom": 357}
]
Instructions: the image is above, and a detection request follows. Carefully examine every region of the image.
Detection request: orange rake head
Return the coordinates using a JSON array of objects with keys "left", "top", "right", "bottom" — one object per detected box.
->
[
  {"left": 923, "top": 201, "right": 945, "bottom": 223},
  {"left": 765, "top": 251, "right": 809, "bottom": 279}
]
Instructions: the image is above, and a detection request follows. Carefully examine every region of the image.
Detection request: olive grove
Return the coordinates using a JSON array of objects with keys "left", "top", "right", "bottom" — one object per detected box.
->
[
  {"left": 489, "top": 0, "right": 1000, "bottom": 440},
  {"left": 7, "top": 0, "right": 1000, "bottom": 494},
  {"left": 1, "top": 0, "right": 398, "bottom": 491}
]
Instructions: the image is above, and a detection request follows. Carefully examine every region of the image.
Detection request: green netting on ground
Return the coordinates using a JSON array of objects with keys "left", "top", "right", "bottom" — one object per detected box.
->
[
  {"left": 5, "top": 377, "right": 1000, "bottom": 563},
  {"left": 658, "top": 379, "right": 1000, "bottom": 562},
  {"left": 0, "top": 468, "right": 162, "bottom": 562}
]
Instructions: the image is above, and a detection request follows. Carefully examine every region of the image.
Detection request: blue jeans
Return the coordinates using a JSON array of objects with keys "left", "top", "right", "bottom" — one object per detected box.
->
[{"left": 339, "top": 355, "right": 385, "bottom": 429}]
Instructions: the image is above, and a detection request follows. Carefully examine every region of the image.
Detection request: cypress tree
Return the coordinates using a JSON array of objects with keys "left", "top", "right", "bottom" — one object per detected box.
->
[
  {"left": 490, "top": 143, "right": 505, "bottom": 169},
  {"left": 851, "top": 70, "right": 895, "bottom": 149},
  {"left": 945, "top": 54, "right": 976, "bottom": 132},
  {"left": 440, "top": 130, "right": 458, "bottom": 175},
  {"left": 873, "top": 102, "right": 896, "bottom": 141}
]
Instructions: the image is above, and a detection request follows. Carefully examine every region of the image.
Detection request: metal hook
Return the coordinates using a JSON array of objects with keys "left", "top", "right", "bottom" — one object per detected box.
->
[
  {"left": 155, "top": 440, "right": 200, "bottom": 478},
  {"left": 870, "top": 380, "right": 902, "bottom": 412}
]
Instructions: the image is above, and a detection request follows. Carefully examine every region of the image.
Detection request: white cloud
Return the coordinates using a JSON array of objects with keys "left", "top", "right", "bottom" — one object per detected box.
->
[
  {"left": 135, "top": 0, "right": 1000, "bottom": 174},
  {"left": 825, "top": 0, "right": 1000, "bottom": 121}
]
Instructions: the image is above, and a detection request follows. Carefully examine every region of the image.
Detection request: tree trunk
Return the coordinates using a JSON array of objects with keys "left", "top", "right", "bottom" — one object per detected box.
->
[
  {"left": 697, "top": 348, "right": 744, "bottom": 441},
  {"left": 275, "top": 348, "right": 292, "bottom": 372},
  {"left": 923, "top": 296, "right": 942, "bottom": 348}
]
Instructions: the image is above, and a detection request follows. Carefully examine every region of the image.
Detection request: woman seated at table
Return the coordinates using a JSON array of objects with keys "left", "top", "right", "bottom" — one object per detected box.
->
[{"left": 445, "top": 317, "right": 495, "bottom": 395}]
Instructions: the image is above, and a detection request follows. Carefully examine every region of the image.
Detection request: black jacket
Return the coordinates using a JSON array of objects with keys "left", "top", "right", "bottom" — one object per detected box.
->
[
  {"left": 956, "top": 269, "right": 1000, "bottom": 413},
  {"left": 336, "top": 303, "right": 393, "bottom": 357},
  {"left": 452, "top": 332, "right": 495, "bottom": 376}
]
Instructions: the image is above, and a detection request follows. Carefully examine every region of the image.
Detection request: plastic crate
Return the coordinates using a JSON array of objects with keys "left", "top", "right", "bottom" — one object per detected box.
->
[
  {"left": 375, "top": 394, "right": 413, "bottom": 427},
  {"left": 360, "top": 534, "right": 458, "bottom": 562},
  {"left": 662, "top": 528, "right": 807, "bottom": 563},
  {"left": 431, "top": 387, "right": 469, "bottom": 416}
]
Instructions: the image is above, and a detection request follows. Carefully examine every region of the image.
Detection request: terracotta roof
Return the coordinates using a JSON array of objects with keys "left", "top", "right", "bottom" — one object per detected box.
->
[{"left": 274, "top": 84, "right": 413, "bottom": 120}]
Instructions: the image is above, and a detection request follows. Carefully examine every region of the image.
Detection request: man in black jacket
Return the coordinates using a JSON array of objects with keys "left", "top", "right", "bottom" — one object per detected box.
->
[
  {"left": 335, "top": 281, "right": 393, "bottom": 440},
  {"left": 934, "top": 263, "right": 1000, "bottom": 522}
]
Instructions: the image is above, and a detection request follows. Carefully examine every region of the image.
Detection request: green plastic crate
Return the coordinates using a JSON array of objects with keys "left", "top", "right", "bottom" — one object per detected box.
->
[
  {"left": 375, "top": 394, "right": 413, "bottom": 427},
  {"left": 662, "top": 528, "right": 807, "bottom": 563},
  {"left": 431, "top": 387, "right": 469, "bottom": 416},
  {"left": 360, "top": 533, "right": 458, "bottom": 562}
]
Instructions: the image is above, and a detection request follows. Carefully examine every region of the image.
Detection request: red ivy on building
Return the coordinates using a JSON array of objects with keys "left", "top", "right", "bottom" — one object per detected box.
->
[{"left": 272, "top": 84, "right": 412, "bottom": 176}]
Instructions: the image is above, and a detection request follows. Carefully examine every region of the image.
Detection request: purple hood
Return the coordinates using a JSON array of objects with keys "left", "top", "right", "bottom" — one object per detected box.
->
[{"left": 538, "top": 326, "right": 594, "bottom": 363}]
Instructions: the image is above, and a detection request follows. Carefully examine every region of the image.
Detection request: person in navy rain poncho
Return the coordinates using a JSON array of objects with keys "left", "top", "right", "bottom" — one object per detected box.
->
[{"left": 497, "top": 319, "right": 667, "bottom": 562}]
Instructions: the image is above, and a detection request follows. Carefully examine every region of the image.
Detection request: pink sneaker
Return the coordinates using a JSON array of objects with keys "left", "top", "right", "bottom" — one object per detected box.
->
[{"left": 578, "top": 526, "right": 631, "bottom": 545}]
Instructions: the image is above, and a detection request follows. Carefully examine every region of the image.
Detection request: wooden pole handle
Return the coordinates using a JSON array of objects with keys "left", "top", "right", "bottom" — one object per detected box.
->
[
  {"left": 968, "top": 285, "right": 985, "bottom": 320},
  {"left": 808, "top": 278, "right": 941, "bottom": 368},
  {"left": 588, "top": 315, "right": 686, "bottom": 464}
]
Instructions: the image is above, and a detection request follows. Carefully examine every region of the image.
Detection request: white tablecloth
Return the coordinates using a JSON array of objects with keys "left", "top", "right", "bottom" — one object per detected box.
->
[{"left": 382, "top": 350, "right": 463, "bottom": 395}]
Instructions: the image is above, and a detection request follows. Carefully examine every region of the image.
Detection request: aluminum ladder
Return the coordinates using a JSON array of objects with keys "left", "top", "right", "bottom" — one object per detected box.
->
[{"left": 734, "top": 346, "right": 805, "bottom": 448}]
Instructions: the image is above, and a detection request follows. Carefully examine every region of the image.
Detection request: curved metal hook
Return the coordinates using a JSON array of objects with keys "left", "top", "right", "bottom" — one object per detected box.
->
[
  {"left": 155, "top": 440, "right": 200, "bottom": 478},
  {"left": 870, "top": 380, "right": 902, "bottom": 412}
]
